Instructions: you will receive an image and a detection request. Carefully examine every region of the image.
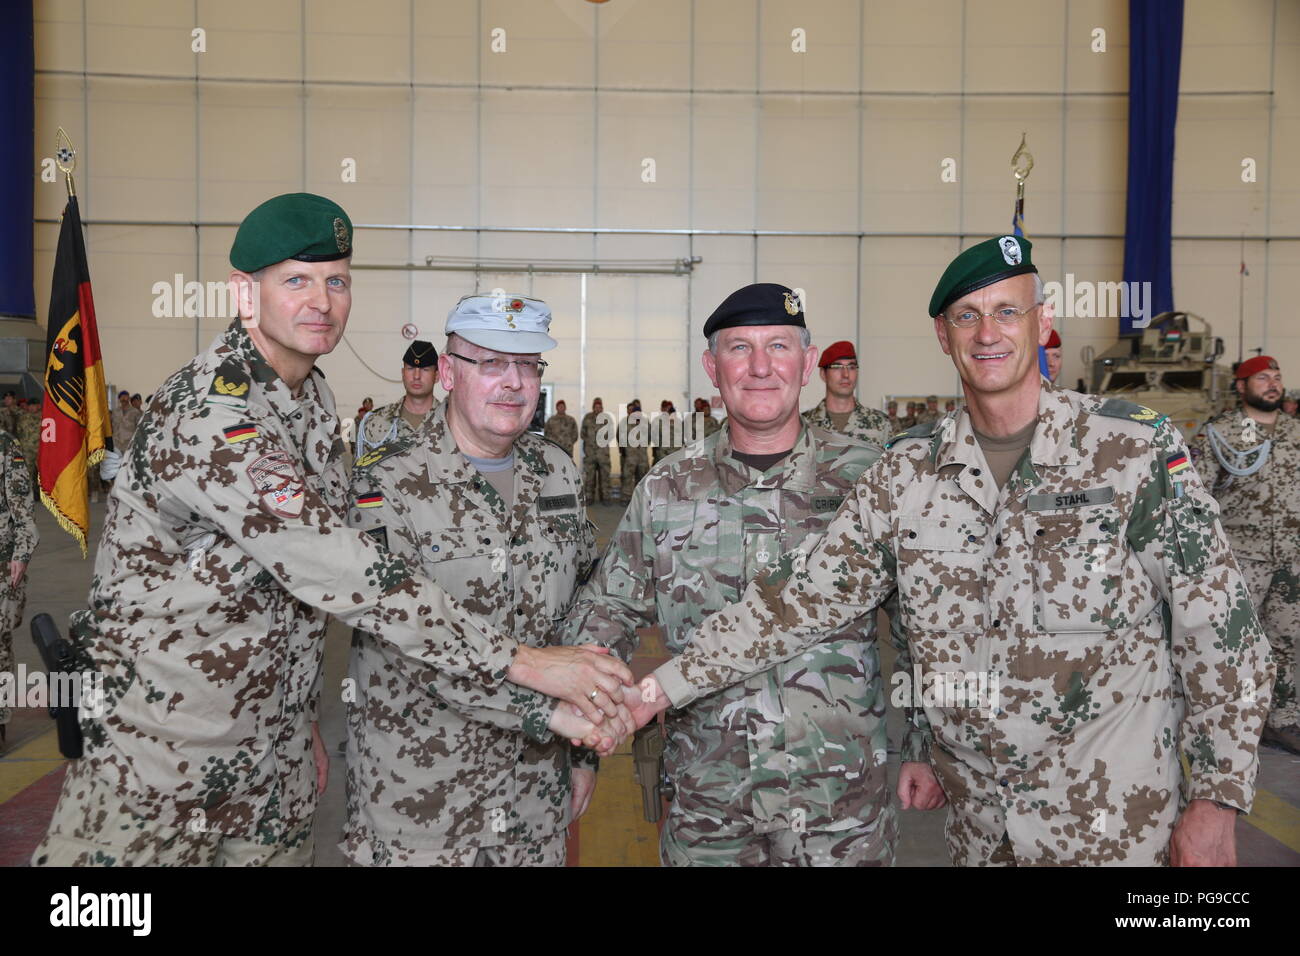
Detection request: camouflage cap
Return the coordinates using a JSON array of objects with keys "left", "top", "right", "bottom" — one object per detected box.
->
[
  {"left": 230, "top": 193, "right": 353, "bottom": 273},
  {"left": 446, "top": 294, "right": 557, "bottom": 353},
  {"left": 929, "top": 235, "right": 1037, "bottom": 317}
]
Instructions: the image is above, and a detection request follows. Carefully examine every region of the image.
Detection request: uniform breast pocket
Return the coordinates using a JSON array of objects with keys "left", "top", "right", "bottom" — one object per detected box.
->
[
  {"left": 1029, "top": 509, "right": 1129, "bottom": 633},
  {"left": 421, "top": 527, "right": 502, "bottom": 599},
  {"left": 896, "top": 517, "right": 988, "bottom": 636}
]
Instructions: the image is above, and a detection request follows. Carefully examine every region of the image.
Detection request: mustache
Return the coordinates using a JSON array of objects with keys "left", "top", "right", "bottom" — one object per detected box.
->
[{"left": 487, "top": 395, "right": 527, "bottom": 406}]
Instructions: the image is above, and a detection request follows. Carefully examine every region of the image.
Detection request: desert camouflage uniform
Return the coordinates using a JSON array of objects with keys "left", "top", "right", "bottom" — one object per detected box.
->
[
  {"left": 618, "top": 412, "right": 651, "bottom": 499},
  {"left": 1190, "top": 408, "right": 1300, "bottom": 730},
  {"left": 802, "top": 398, "right": 892, "bottom": 447},
  {"left": 110, "top": 404, "right": 142, "bottom": 454},
  {"left": 32, "top": 320, "right": 523, "bottom": 866},
  {"left": 654, "top": 384, "right": 1274, "bottom": 866},
  {"left": 561, "top": 422, "right": 922, "bottom": 866},
  {"left": 0, "top": 407, "right": 19, "bottom": 439},
  {"left": 343, "top": 403, "right": 596, "bottom": 866},
  {"left": 18, "top": 408, "right": 40, "bottom": 491},
  {"left": 0, "top": 432, "right": 38, "bottom": 730},
  {"left": 543, "top": 410, "right": 579, "bottom": 459},
  {"left": 580, "top": 410, "right": 613, "bottom": 504},
  {"left": 357, "top": 398, "right": 436, "bottom": 459}
]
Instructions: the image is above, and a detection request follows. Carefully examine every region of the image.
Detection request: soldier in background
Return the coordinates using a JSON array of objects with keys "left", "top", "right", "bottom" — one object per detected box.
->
[
  {"left": 561, "top": 283, "right": 938, "bottom": 866},
  {"left": 1044, "top": 329, "right": 1063, "bottom": 384},
  {"left": 1189, "top": 355, "right": 1299, "bottom": 754},
  {"left": 913, "top": 394, "right": 941, "bottom": 425},
  {"left": 0, "top": 392, "right": 19, "bottom": 438},
  {"left": 30, "top": 193, "right": 631, "bottom": 868},
  {"left": 652, "top": 399, "right": 683, "bottom": 464},
  {"left": 17, "top": 402, "right": 39, "bottom": 498},
  {"left": 0, "top": 432, "right": 37, "bottom": 751},
  {"left": 694, "top": 396, "right": 720, "bottom": 439},
  {"left": 110, "top": 390, "right": 142, "bottom": 456},
  {"left": 543, "top": 398, "right": 578, "bottom": 460},
  {"left": 580, "top": 397, "right": 613, "bottom": 505},
  {"left": 900, "top": 401, "right": 918, "bottom": 430},
  {"left": 356, "top": 340, "right": 438, "bottom": 458},
  {"left": 801, "top": 340, "right": 891, "bottom": 446},
  {"left": 1282, "top": 391, "right": 1298, "bottom": 418},
  {"left": 618, "top": 398, "right": 650, "bottom": 500},
  {"left": 633, "top": 236, "right": 1274, "bottom": 867},
  {"left": 344, "top": 295, "right": 606, "bottom": 866},
  {"left": 886, "top": 399, "right": 900, "bottom": 434}
]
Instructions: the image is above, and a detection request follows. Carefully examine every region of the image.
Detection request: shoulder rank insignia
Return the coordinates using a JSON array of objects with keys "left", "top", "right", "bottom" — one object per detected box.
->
[
  {"left": 885, "top": 420, "right": 938, "bottom": 450},
  {"left": 1095, "top": 397, "right": 1167, "bottom": 429},
  {"left": 353, "top": 441, "right": 409, "bottom": 471},
  {"left": 206, "top": 359, "right": 251, "bottom": 407}
]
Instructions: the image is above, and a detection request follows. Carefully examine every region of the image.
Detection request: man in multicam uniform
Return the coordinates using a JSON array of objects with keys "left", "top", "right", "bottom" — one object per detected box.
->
[
  {"left": 17, "top": 401, "right": 40, "bottom": 497},
  {"left": 580, "top": 397, "right": 613, "bottom": 505},
  {"left": 30, "top": 194, "right": 631, "bottom": 868},
  {"left": 543, "top": 398, "right": 579, "bottom": 460},
  {"left": 1189, "top": 355, "right": 1300, "bottom": 754},
  {"left": 801, "top": 340, "right": 891, "bottom": 446},
  {"left": 561, "top": 283, "right": 942, "bottom": 867},
  {"left": 344, "top": 295, "right": 601, "bottom": 866},
  {"left": 355, "top": 340, "right": 439, "bottom": 458},
  {"left": 651, "top": 399, "right": 683, "bottom": 465},
  {"left": 694, "top": 396, "right": 721, "bottom": 438},
  {"left": 632, "top": 237, "right": 1274, "bottom": 867},
  {"left": 0, "top": 431, "right": 37, "bottom": 751}
]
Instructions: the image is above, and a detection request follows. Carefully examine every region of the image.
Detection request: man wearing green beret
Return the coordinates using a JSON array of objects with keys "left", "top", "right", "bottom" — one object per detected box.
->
[
  {"left": 558, "top": 282, "right": 938, "bottom": 866},
  {"left": 356, "top": 339, "right": 440, "bottom": 458},
  {"left": 629, "top": 236, "right": 1275, "bottom": 867},
  {"left": 32, "top": 193, "right": 634, "bottom": 867}
]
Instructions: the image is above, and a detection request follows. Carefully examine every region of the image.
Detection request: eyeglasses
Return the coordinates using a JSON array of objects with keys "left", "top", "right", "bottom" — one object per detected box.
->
[
  {"left": 944, "top": 303, "right": 1042, "bottom": 329},
  {"left": 825, "top": 362, "right": 858, "bottom": 371},
  {"left": 446, "top": 352, "right": 547, "bottom": 379}
]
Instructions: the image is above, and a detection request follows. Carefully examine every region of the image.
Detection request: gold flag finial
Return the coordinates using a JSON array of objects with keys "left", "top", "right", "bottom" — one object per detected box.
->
[
  {"left": 55, "top": 127, "right": 77, "bottom": 198},
  {"left": 1011, "top": 132, "right": 1034, "bottom": 183}
]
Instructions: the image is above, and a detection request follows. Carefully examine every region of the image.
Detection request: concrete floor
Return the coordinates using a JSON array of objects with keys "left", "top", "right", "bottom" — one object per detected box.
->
[{"left": 2, "top": 493, "right": 1297, "bottom": 866}]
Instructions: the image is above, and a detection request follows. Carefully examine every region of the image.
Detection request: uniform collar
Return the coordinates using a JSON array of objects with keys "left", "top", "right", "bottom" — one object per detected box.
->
[
  {"left": 712, "top": 419, "right": 818, "bottom": 494},
  {"left": 217, "top": 318, "right": 327, "bottom": 419},
  {"left": 934, "top": 381, "right": 1076, "bottom": 470},
  {"left": 421, "top": 401, "right": 548, "bottom": 487}
]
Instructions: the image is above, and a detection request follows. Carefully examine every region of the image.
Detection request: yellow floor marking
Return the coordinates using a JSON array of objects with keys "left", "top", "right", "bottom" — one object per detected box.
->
[
  {"left": 1241, "top": 788, "right": 1300, "bottom": 853},
  {"left": 0, "top": 727, "right": 65, "bottom": 803}
]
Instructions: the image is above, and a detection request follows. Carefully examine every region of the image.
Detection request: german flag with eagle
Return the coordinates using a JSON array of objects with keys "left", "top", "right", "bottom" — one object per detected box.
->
[{"left": 39, "top": 195, "right": 111, "bottom": 555}]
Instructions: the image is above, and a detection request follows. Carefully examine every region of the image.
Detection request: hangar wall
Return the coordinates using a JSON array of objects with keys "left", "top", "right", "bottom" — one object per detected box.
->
[{"left": 29, "top": 0, "right": 1300, "bottom": 422}]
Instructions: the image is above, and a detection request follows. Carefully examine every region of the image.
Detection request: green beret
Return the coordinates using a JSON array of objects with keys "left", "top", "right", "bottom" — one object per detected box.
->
[
  {"left": 230, "top": 193, "right": 353, "bottom": 273},
  {"left": 703, "top": 283, "right": 806, "bottom": 339},
  {"left": 929, "top": 235, "right": 1037, "bottom": 317}
]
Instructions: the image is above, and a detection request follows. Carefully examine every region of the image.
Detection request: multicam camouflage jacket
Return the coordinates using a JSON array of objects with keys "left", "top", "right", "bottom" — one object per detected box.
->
[
  {"left": 74, "top": 320, "right": 522, "bottom": 840},
  {"left": 0, "top": 431, "right": 37, "bottom": 565},
  {"left": 343, "top": 402, "right": 597, "bottom": 861},
  {"left": 559, "top": 422, "right": 925, "bottom": 838},
  {"left": 802, "top": 398, "right": 892, "bottom": 447},
  {"left": 1188, "top": 407, "right": 1300, "bottom": 564},
  {"left": 357, "top": 398, "right": 436, "bottom": 458},
  {"left": 654, "top": 383, "right": 1274, "bottom": 866},
  {"left": 543, "top": 411, "right": 579, "bottom": 456}
]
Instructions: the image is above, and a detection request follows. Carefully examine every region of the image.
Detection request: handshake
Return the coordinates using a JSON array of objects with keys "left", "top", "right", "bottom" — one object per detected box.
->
[{"left": 508, "top": 643, "right": 669, "bottom": 755}]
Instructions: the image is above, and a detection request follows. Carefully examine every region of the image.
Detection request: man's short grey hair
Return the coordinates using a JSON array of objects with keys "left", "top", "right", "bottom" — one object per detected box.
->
[
  {"left": 708, "top": 326, "right": 813, "bottom": 354},
  {"left": 1032, "top": 273, "right": 1045, "bottom": 305}
]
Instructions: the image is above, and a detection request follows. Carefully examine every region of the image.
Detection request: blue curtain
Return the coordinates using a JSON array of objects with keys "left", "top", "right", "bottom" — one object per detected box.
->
[
  {"left": 1121, "top": 0, "right": 1184, "bottom": 335},
  {"left": 0, "top": 0, "right": 35, "bottom": 319}
]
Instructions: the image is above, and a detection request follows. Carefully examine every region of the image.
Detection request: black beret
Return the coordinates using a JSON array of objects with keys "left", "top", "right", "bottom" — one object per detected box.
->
[
  {"left": 402, "top": 340, "right": 438, "bottom": 368},
  {"left": 703, "top": 283, "right": 806, "bottom": 339}
]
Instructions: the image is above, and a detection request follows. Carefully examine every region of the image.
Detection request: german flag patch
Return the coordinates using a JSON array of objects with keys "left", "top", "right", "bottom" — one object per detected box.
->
[
  {"left": 223, "top": 423, "right": 259, "bottom": 443},
  {"left": 1166, "top": 452, "right": 1191, "bottom": 478},
  {"left": 356, "top": 492, "right": 384, "bottom": 509}
]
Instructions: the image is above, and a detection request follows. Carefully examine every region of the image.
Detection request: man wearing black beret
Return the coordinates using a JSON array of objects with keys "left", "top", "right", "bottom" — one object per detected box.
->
[
  {"left": 32, "top": 193, "right": 634, "bottom": 867},
  {"left": 356, "top": 339, "right": 439, "bottom": 458},
  {"left": 559, "top": 282, "right": 936, "bottom": 866}
]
